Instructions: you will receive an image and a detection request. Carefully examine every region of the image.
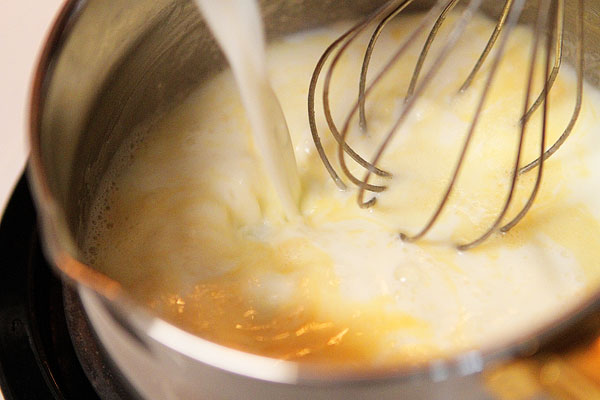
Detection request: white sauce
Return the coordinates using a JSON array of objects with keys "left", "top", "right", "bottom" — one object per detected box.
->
[{"left": 84, "top": 14, "right": 600, "bottom": 366}]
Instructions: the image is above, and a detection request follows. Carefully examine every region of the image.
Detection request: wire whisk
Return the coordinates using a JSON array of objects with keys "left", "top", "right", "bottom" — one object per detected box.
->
[{"left": 308, "top": 0, "right": 584, "bottom": 250}]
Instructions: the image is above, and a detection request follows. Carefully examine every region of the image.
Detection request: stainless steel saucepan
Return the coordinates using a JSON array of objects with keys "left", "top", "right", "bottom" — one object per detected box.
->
[{"left": 29, "top": 0, "right": 600, "bottom": 398}]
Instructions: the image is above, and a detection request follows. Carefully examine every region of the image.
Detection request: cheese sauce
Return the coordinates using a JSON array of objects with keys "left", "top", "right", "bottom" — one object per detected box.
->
[{"left": 84, "top": 14, "right": 600, "bottom": 368}]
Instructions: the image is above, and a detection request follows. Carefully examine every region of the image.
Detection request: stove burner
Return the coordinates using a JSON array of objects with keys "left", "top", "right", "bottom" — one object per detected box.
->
[{"left": 0, "top": 174, "right": 138, "bottom": 400}]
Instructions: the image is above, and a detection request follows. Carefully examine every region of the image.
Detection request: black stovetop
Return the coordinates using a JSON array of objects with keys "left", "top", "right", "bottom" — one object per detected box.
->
[{"left": 0, "top": 173, "right": 136, "bottom": 400}]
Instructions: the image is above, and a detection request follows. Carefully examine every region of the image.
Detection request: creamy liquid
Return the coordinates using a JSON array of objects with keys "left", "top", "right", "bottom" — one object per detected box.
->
[
  {"left": 85, "top": 14, "right": 600, "bottom": 368},
  {"left": 195, "top": 0, "right": 300, "bottom": 220}
]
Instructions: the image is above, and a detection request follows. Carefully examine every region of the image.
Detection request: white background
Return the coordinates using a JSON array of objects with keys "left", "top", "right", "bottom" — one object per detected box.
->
[
  {"left": 0, "top": 1, "right": 64, "bottom": 398},
  {"left": 1, "top": 0, "right": 63, "bottom": 213}
]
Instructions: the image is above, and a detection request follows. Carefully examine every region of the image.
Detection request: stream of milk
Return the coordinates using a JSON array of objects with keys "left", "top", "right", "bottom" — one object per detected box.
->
[{"left": 194, "top": 0, "right": 301, "bottom": 220}]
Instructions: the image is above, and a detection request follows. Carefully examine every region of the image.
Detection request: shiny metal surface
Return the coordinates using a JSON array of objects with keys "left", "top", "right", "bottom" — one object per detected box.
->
[{"left": 28, "top": 0, "right": 600, "bottom": 398}]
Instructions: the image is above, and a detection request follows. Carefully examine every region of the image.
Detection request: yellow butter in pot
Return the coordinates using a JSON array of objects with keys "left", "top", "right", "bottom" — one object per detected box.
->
[{"left": 84, "top": 14, "right": 600, "bottom": 368}]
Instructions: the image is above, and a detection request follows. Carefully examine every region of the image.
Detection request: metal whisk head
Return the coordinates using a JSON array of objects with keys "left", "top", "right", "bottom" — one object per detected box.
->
[{"left": 308, "top": 0, "right": 584, "bottom": 250}]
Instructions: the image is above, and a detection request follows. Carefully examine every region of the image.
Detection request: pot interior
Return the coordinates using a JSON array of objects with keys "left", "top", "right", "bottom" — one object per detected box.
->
[{"left": 33, "top": 0, "right": 600, "bottom": 373}]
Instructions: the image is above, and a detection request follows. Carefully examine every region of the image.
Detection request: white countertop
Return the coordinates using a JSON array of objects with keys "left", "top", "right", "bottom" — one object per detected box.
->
[{"left": 0, "top": 1, "right": 63, "bottom": 399}]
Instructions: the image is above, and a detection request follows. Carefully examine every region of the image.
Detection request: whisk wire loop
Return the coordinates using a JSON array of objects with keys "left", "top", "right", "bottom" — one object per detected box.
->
[
  {"left": 500, "top": 0, "right": 560, "bottom": 234},
  {"left": 459, "top": 0, "right": 515, "bottom": 93},
  {"left": 404, "top": 0, "right": 462, "bottom": 100},
  {"left": 354, "top": 0, "right": 484, "bottom": 208},
  {"left": 520, "top": 0, "right": 564, "bottom": 125},
  {"left": 358, "top": 2, "right": 414, "bottom": 132},
  {"left": 519, "top": 0, "right": 584, "bottom": 175},
  {"left": 336, "top": 0, "right": 451, "bottom": 200},
  {"left": 402, "top": 0, "right": 525, "bottom": 246},
  {"left": 322, "top": 2, "right": 409, "bottom": 180},
  {"left": 457, "top": 0, "right": 550, "bottom": 250},
  {"left": 307, "top": 1, "right": 405, "bottom": 190}
]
